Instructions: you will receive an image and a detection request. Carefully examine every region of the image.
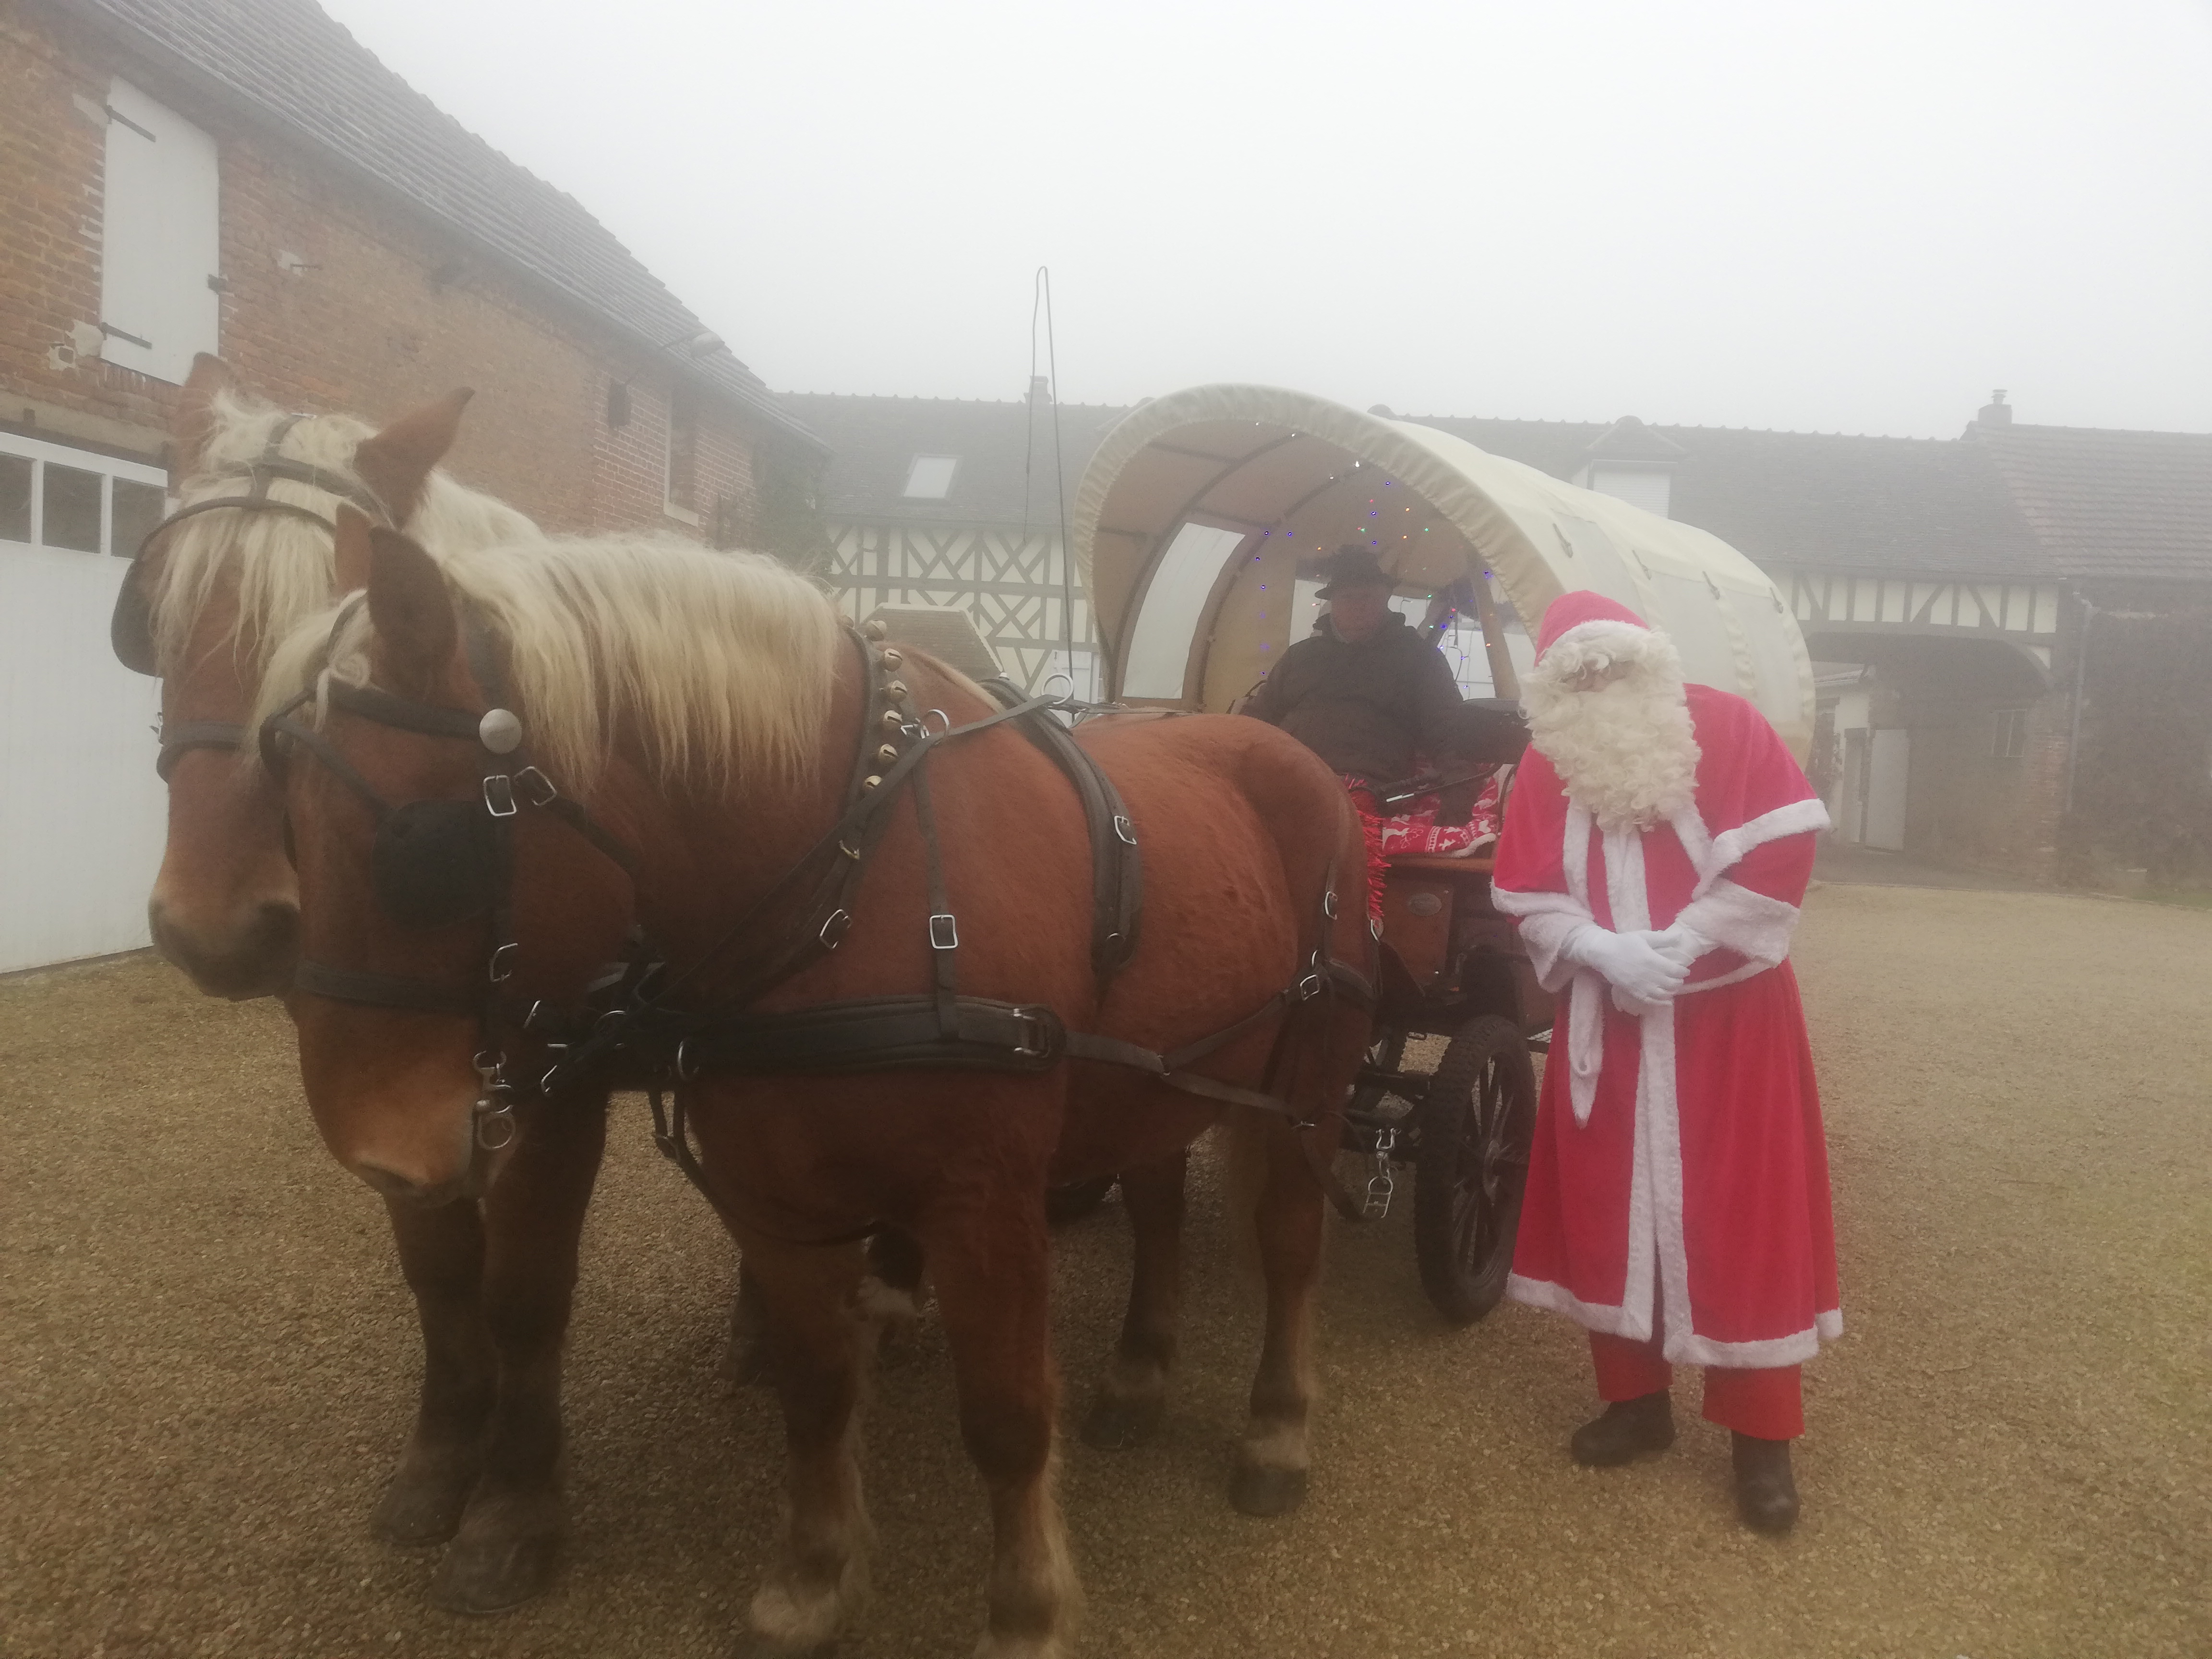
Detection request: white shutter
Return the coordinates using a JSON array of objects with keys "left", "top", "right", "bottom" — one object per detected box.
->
[{"left": 98, "top": 79, "right": 220, "bottom": 384}]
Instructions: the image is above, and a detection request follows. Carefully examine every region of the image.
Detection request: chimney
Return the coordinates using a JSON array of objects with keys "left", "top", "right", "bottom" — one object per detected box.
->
[
  {"left": 1977, "top": 388, "right": 2012, "bottom": 427},
  {"left": 1028, "top": 374, "right": 1050, "bottom": 405}
]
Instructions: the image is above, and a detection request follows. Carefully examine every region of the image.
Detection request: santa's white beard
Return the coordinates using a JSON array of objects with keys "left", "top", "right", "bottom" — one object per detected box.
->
[{"left": 1523, "top": 630, "right": 1701, "bottom": 833}]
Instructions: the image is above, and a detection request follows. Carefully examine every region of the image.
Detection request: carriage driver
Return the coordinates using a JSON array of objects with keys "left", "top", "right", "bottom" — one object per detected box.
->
[{"left": 1242, "top": 544, "right": 1470, "bottom": 917}]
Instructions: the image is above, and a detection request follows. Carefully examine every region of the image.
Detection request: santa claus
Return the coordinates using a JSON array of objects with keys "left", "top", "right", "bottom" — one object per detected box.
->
[{"left": 1491, "top": 589, "right": 1840, "bottom": 1535}]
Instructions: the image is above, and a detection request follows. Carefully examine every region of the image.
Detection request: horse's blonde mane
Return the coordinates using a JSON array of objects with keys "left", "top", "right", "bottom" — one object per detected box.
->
[
  {"left": 257, "top": 535, "right": 842, "bottom": 795},
  {"left": 149, "top": 386, "right": 540, "bottom": 673}
]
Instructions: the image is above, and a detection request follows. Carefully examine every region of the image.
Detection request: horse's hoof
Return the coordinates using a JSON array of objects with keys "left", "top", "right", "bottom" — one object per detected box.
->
[
  {"left": 429, "top": 1499, "right": 561, "bottom": 1616},
  {"left": 1229, "top": 1463, "right": 1309, "bottom": 1517},
  {"left": 369, "top": 1453, "right": 477, "bottom": 1546},
  {"left": 1081, "top": 1394, "right": 1164, "bottom": 1451}
]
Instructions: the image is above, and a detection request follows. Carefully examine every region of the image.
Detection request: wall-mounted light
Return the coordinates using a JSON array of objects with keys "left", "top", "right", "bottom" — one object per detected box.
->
[{"left": 607, "top": 329, "right": 726, "bottom": 428}]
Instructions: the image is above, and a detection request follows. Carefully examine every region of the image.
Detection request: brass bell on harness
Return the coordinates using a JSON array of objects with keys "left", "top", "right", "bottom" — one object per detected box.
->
[
  {"left": 879, "top": 648, "right": 903, "bottom": 669},
  {"left": 880, "top": 708, "right": 906, "bottom": 732},
  {"left": 877, "top": 743, "right": 900, "bottom": 765},
  {"left": 863, "top": 619, "right": 889, "bottom": 641},
  {"left": 861, "top": 774, "right": 883, "bottom": 791},
  {"left": 885, "top": 680, "right": 909, "bottom": 700}
]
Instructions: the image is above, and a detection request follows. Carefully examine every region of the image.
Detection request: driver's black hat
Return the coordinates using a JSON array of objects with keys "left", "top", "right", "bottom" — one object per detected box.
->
[{"left": 1316, "top": 544, "right": 1394, "bottom": 598}]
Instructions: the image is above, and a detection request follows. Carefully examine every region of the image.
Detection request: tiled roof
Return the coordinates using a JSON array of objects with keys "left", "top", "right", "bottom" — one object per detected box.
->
[
  {"left": 60, "top": 0, "right": 817, "bottom": 448},
  {"left": 778, "top": 392, "right": 1130, "bottom": 528},
  {"left": 782, "top": 395, "right": 2211, "bottom": 588},
  {"left": 1971, "top": 423, "right": 2212, "bottom": 585},
  {"left": 1408, "top": 415, "right": 2052, "bottom": 578}
]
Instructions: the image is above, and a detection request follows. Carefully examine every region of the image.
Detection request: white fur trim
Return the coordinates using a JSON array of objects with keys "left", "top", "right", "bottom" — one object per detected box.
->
[
  {"left": 1696, "top": 797, "right": 1831, "bottom": 894},
  {"left": 1540, "top": 618, "right": 1655, "bottom": 662},
  {"left": 1667, "top": 1308, "right": 1844, "bottom": 1368},
  {"left": 1506, "top": 1274, "right": 1651, "bottom": 1341},
  {"left": 1672, "top": 878, "right": 1802, "bottom": 970}
]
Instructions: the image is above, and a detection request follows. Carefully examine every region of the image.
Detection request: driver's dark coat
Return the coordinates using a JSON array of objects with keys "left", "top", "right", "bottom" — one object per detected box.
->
[{"left": 1242, "top": 612, "right": 1467, "bottom": 784}]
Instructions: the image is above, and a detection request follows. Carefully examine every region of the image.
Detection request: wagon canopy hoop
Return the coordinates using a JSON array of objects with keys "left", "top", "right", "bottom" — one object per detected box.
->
[{"left": 1070, "top": 384, "right": 1816, "bottom": 759}]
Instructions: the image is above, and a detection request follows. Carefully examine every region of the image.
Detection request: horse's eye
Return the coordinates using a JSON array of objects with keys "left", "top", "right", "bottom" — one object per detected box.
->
[{"left": 372, "top": 799, "right": 496, "bottom": 928}]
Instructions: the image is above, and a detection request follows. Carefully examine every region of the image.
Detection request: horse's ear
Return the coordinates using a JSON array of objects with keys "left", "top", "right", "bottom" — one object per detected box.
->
[
  {"left": 365, "top": 526, "right": 456, "bottom": 696},
  {"left": 170, "top": 353, "right": 237, "bottom": 488},
  {"left": 333, "top": 505, "right": 374, "bottom": 595},
  {"left": 354, "top": 388, "right": 475, "bottom": 525}
]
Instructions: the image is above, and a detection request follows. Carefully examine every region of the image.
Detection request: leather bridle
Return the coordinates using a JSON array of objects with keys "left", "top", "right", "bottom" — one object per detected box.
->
[{"left": 110, "top": 412, "right": 396, "bottom": 782}]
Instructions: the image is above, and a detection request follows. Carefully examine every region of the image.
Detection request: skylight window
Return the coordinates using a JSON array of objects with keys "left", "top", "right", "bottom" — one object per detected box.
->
[{"left": 902, "top": 455, "right": 959, "bottom": 499}]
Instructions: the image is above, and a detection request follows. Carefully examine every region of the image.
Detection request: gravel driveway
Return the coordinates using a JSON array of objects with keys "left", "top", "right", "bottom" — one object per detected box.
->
[{"left": 3, "top": 884, "right": 2208, "bottom": 1658}]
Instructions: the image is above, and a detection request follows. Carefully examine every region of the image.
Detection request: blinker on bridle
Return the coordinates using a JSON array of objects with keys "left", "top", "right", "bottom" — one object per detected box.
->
[
  {"left": 109, "top": 411, "right": 397, "bottom": 780},
  {"left": 261, "top": 614, "right": 637, "bottom": 1154}
]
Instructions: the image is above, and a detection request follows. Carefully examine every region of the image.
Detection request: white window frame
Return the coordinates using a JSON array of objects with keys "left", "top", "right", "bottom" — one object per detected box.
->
[
  {"left": 901, "top": 455, "right": 959, "bottom": 500},
  {"left": 0, "top": 430, "right": 169, "bottom": 558}
]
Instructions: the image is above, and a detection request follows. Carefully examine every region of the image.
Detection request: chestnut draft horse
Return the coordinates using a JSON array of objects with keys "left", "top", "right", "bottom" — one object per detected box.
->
[
  {"left": 257, "top": 516, "right": 1375, "bottom": 1656},
  {"left": 110, "top": 358, "right": 620, "bottom": 1613}
]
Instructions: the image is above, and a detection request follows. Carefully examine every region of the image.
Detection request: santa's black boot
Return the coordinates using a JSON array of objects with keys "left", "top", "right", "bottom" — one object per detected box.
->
[
  {"left": 1569, "top": 1390, "right": 1676, "bottom": 1467},
  {"left": 1731, "top": 1433, "right": 1800, "bottom": 1534}
]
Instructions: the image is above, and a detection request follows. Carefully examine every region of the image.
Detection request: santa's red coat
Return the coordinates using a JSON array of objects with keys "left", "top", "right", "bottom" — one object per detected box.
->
[{"left": 1492, "top": 684, "right": 1841, "bottom": 1367}]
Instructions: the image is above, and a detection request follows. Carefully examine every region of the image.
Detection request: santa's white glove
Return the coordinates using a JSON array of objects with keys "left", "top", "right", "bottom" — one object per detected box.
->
[
  {"left": 1641, "top": 922, "right": 1712, "bottom": 974},
  {"left": 1562, "top": 925, "right": 1689, "bottom": 1009}
]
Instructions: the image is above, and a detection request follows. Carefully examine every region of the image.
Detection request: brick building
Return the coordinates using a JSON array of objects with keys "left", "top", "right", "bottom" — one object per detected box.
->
[
  {"left": 0, "top": 0, "right": 821, "bottom": 970},
  {"left": 2, "top": 0, "right": 820, "bottom": 533},
  {"left": 797, "top": 389, "right": 2212, "bottom": 885}
]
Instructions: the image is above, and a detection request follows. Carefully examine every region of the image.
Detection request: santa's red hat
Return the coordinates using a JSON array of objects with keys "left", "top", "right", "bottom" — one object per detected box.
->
[{"left": 1534, "top": 590, "right": 1650, "bottom": 659}]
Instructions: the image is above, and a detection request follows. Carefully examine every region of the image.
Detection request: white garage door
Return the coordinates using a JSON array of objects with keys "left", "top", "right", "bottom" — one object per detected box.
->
[{"left": 0, "top": 432, "right": 168, "bottom": 973}]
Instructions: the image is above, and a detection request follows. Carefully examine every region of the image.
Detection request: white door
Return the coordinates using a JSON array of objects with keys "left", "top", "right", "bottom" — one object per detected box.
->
[
  {"left": 1864, "top": 728, "right": 1910, "bottom": 852},
  {"left": 0, "top": 434, "right": 168, "bottom": 973}
]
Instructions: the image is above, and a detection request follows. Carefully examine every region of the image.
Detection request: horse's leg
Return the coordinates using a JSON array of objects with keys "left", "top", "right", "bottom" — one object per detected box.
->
[
  {"left": 430, "top": 1095, "right": 608, "bottom": 1615},
  {"left": 723, "top": 1262, "right": 773, "bottom": 1387},
  {"left": 372, "top": 1196, "right": 492, "bottom": 1546},
  {"left": 736, "top": 1234, "right": 873, "bottom": 1658},
  {"left": 1081, "top": 1147, "right": 1187, "bottom": 1449},
  {"left": 927, "top": 1195, "right": 1079, "bottom": 1659},
  {"left": 1229, "top": 1118, "right": 1327, "bottom": 1517}
]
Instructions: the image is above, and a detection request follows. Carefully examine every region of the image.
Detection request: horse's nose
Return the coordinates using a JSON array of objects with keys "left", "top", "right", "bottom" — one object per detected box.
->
[
  {"left": 148, "top": 898, "right": 299, "bottom": 999},
  {"left": 352, "top": 1159, "right": 479, "bottom": 1208}
]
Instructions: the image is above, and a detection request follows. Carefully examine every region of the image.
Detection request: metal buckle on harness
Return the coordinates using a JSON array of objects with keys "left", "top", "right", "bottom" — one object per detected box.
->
[
  {"left": 1363, "top": 1126, "right": 1397, "bottom": 1219},
  {"left": 1113, "top": 814, "right": 1137, "bottom": 846},
  {"left": 516, "top": 765, "right": 558, "bottom": 806},
  {"left": 674, "top": 1037, "right": 699, "bottom": 1082},
  {"left": 928, "top": 913, "right": 959, "bottom": 950},
  {"left": 482, "top": 774, "right": 517, "bottom": 817},
  {"left": 819, "top": 908, "right": 852, "bottom": 949},
  {"left": 1323, "top": 890, "right": 1339, "bottom": 920},
  {"left": 1296, "top": 962, "right": 1326, "bottom": 1000},
  {"left": 1012, "top": 1010, "right": 1052, "bottom": 1059},
  {"left": 489, "top": 942, "right": 518, "bottom": 983},
  {"left": 471, "top": 1049, "right": 517, "bottom": 1151}
]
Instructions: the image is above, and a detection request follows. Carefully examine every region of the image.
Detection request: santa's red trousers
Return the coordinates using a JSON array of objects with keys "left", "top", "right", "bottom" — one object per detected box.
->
[{"left": 1589, "top": 1334, "right": 1804, "bottom": 1441}]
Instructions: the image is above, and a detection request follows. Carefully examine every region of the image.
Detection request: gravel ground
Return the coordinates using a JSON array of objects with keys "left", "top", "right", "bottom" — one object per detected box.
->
[{"left": 3, "top": 885, "right": 2209, "bottom": 1659}]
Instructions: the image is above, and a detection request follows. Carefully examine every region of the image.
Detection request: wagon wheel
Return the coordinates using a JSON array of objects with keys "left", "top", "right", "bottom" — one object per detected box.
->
[
  {"left": 1046, "top": 1175, "right": 1117, "bottom": 1226},
  {"left": 1414, "top": 1014, "right": 1536, "bottom": 1325}
]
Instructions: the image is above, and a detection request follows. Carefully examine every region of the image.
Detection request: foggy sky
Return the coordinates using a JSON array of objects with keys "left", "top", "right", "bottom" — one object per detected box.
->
[{"left": 312, "top": 0, "right": 2212, "bottom": 439}]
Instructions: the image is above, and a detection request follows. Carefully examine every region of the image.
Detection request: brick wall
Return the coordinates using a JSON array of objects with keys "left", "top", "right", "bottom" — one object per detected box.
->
[{"left": 2, "top": 0, "right": 763, "bottom": 538}]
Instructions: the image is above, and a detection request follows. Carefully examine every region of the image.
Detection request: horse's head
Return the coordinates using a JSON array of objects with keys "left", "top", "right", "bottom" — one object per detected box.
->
[
  {"left": 127, "top": 354, "right": 517, "bottom": 998},
  {"left": 271, "top": 516, "right": 637, "bottom": 1203}
]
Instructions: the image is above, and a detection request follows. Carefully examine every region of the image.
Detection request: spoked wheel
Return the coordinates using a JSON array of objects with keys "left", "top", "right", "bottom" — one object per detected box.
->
[{"left": 1414, "top": 1014, "right": 1537, "bottom": 1325}]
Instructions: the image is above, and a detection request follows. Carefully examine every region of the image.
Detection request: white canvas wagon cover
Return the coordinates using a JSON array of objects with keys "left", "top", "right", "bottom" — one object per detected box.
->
[{"left": 1072, "top": 384, "right": 1815, "bottom": 758}]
